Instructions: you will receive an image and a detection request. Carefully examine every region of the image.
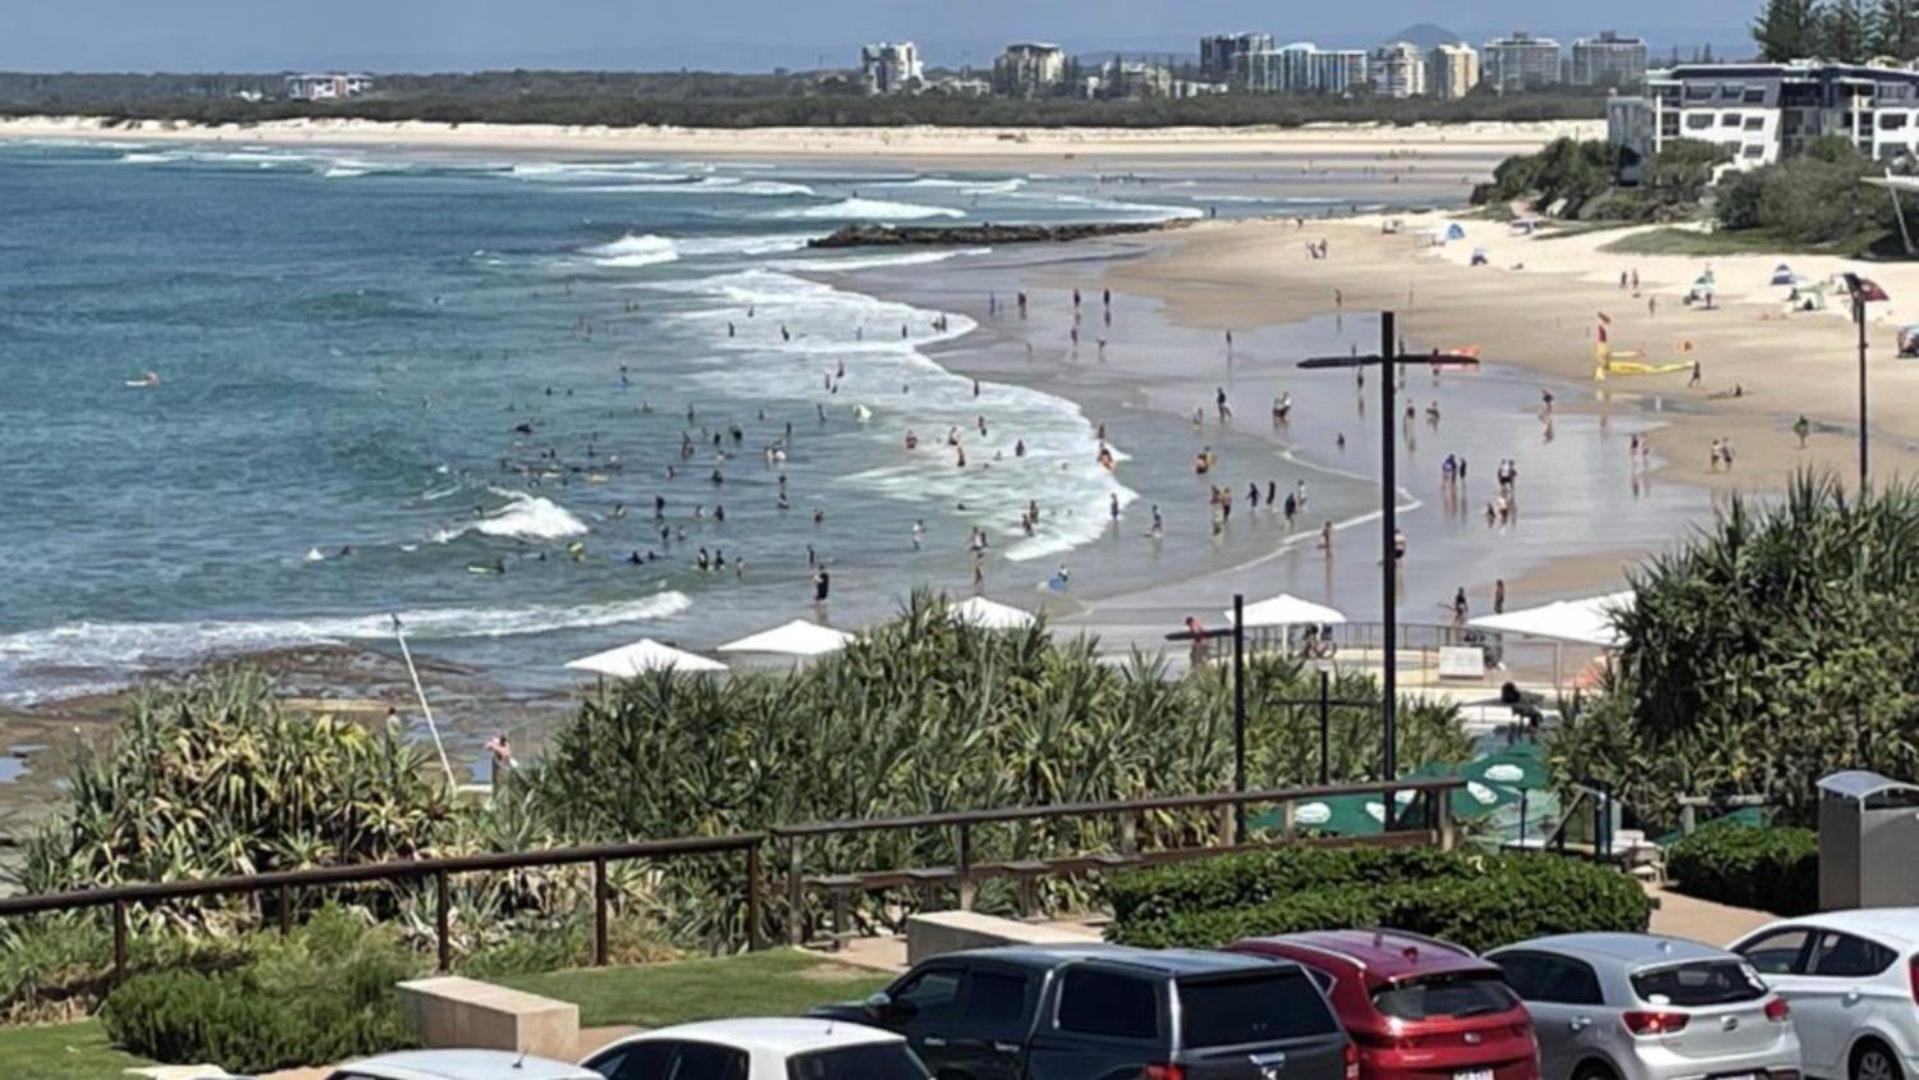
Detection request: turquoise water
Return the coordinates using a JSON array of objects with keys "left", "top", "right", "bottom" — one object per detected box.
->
[{"left": 2, "top": 140, "right": 1390, "bottom": 703}]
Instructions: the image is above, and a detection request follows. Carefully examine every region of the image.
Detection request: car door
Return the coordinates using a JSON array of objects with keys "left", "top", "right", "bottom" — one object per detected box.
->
[
  {"left": 1801, "top": 931, "right": 1900, "bottom": 1077},
  {"left": 1490, "top": 950, "right": 1608, "bottom": 1080},
  {"left": 886, "top": 963, "right": 971, "bottom": 1075},
  {"left": 948, "top": 961, "right": 1039, "bottom": 1080},
  {"left": 1735, "top": 929, "right": 1829, "bottom": 1075}
]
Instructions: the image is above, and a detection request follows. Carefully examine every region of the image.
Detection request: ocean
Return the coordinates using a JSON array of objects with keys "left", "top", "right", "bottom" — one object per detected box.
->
[{"left": 0, "top": 139, "right": 1447, "bottom": 706}]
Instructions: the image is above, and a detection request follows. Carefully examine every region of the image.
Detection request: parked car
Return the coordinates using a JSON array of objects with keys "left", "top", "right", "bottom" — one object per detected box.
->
[
  {"left": 584, "top": 1018, "right": 930, "bottom": 1080},
  {"left": 326, "top": 1049, "right": 603, "bottom": 1080},
  {"left": 1730, "top": 909, "right": 1919, "bottom": 1080},
  {"left": 1486, "top": 933, "right": 1799, "bottom": 1080},
  {"left": 1228, "top": 930, "right": 1539, "bottom": 1080},
  {"left": 814, "top": 943, "right": 1354, "bottom": 1080}
]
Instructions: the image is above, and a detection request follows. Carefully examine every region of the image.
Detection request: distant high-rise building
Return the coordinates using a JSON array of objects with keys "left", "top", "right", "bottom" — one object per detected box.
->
[
  {"left": 1245, "top": 43, "right": 1368, "bottom": 95},
  {"left": 859, "top": 41, "right": 924, "bottom": 95},
  {"left": 1426, "top": 43, "right": 1481, "bottom": 101},
  {"left": 1482, "top": 31, "right": 1563, "bottom": 93},
  {"left": 1200, "top": 32, "right": 1274, "bottom": 85},
  {"left": 993, "top": 42, "right": 1067, "bottom": 97},
  {"left": 1571, "top": 31, "right": 1649, "bottom": 88},
  {"left": 1371, "top": 42, "right": 1427, "bottom": 98}
]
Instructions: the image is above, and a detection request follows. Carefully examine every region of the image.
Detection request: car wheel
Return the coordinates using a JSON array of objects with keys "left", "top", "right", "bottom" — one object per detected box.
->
[
  {"left": 1572, "top": 1062, "right": 1618, "bottom": 1080},
  {"left": 1853, "top": 1041, "right": 1904, "bottom": 1080}
]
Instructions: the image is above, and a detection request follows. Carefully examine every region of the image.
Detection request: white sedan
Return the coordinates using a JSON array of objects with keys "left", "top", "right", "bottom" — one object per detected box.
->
[
  {"left": 582, "top": 1018, "right": 929, "bottom": 1080},
  {"left": 1731, "top": 908, "right": 1919, "bottom": 1080},
  {"left": 325, "top": 1049, "right": 602, "bottom": 1079}
]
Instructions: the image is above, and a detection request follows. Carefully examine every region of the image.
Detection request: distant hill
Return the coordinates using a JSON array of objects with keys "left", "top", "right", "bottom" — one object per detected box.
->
[{"left": 1385, "top": 24, "right": 1467, "bottom": 50}]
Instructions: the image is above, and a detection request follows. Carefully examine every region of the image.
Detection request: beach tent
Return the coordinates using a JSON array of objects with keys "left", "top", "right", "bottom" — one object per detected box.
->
[
  {"left": 1229, "top": 593, "right": 1346, "bottom": 630},
  {"left": 1468, "top": 591, "right": 1632, "bottom": 649},
  {"left": 1443, "top": 222, "right": 1467, "bottom": 242},
  {"left": 565, "top": 638, "right": 726, "bottom": 678},
  {"left": 951, "top": 596, "right": 1038, "bottom": 631},
  {"left": 1771, "top": 264, "right": 1800, "bottom": 287},
  {"left": 718, "top": 619, "right": 855, "bottom": 658}
]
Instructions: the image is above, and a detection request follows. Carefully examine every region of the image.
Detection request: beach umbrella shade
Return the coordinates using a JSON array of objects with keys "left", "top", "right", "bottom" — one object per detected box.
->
[
  {"left": 1468, "top": 591, "right": 1633, "bottom": 649},
  {"left": 717, "top": 619, "right": 855, "bottom": 658},
  {"left": 565, "top": 638, "right": 726, "bottom": 677},
  {"left": 1230, "top": 593, "right": 1346, "bottom": 630},
  {"left": 951, "top": 596, "right": 1037, "bottom": 631}
]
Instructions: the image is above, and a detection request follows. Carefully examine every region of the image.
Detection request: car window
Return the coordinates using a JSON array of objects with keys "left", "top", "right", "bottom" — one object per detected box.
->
[
  {"left": 788, "top": 1042, "right": 930, "bottom": 1080},
  {"left": 893, "top": 967, "right": 965, "bottom": 1022},
  {"left": 1057, "top": 968, "right": 1162, "bottom": 1041},
  {"left": 1304, "top": 967, "right": 1336, "bottom": 996},
  {"left": 588, "top": 1042, "right": 671, "bottom": 1080},
  {"left": 1631, "top": 961, "right": 1767, "bottom": 1006},
  {"left": 1178, "top": 971, "right": 1340, "bottom": 1047},
  {"left": 1738, "top": 929, "right": 1811, "bottom": 976},
  {"left": 963, "top": 969, "right": 1033, "bottom": 1036},
  {"left": 1372, "top": 973, "right": 1519, "bottom": 1020},
  {"left": 1810, "top": 932, "right": 1897, "bottom": 978},
  {"left": 1493, "top": 953, "right": 1602, "bottom": 1005}
]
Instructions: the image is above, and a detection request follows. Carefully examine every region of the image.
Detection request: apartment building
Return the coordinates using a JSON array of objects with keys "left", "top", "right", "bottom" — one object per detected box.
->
[
  {"left": 1427, "top": 43, "right": 1481, "bottom": 101},
  {"left": 859, "top": 42, "right": 924, "bottom": 95},
  {"left": 1570, "top": 31, "right": 1649, "bottom": 88},
  {"left": 1482, "top": 32, "right": 1563, "bottom": 93},
  {"left": 993, "top": 42, "right": 1067, "bottom": 97},
  {"left": 1371, "top": 41, "right": 1426, "bottom": 98},
  {"left": 1200, "top": 33, "right": 1274, "bottom": 85}
]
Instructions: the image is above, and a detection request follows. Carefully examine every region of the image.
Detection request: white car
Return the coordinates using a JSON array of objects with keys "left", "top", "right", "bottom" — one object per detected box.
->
[
  {"left": 1731, "top": 908, "right": 1919, "bottom": 1080},
  {"left": 326, "top": 1049, "right": 603, "bottom": 1080},
  {"left": 582, "top": 1018, "right": 930, "bottom": 1080}
]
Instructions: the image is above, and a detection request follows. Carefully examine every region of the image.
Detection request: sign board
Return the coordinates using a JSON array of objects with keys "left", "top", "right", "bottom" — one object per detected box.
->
[{"left": 1438, "top": 646, "right": 1486, "bottom": 680}]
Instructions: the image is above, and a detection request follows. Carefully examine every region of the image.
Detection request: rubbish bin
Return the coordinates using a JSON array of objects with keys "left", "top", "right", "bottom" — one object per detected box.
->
[{"left": 1817, "top": 770, "right": 1919, "bottom": 911}]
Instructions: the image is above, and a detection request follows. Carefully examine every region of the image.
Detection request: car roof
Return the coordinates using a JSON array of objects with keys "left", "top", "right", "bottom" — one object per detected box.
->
[
  {"left": 1494, "top": 933, "right": 1737, "bottom": 968},
  {"left": 1743, "top": 908, "right": 1919, "bottom": 950},
  {"left": 603, "top": 1018, "right": 906, "bottom": 1057},
  {"left": 1238, "top": 930, "right": 1486, "bottom": 981},
  {"left": 945, "top": 943, "right": 1293, "bottom": 978},
  {"left": 330, "top": 1049, "right": 600, "bottom": 1080}
]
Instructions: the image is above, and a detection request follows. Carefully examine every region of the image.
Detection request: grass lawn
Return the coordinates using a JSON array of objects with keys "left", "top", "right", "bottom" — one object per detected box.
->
[
  {"left": 1599, "top": 226, "right": 1868, "bottom": 257},
  {"left": 0, "top": 1018, "right": 154, "bottom": 1080},
  {"left": 498, "top": 949, "right": 892, "bottom": 1028}
]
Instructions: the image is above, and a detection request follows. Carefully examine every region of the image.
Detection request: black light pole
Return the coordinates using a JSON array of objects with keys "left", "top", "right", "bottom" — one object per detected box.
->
[
  {"left": 1232, "top": 593, "right": 1247, "bottom": 839},
  {"left": 1844, "top": 273, "right": 1889, "bottom": 493},
  {"left": 1298, "top": 315, "right": 1480, "bottom": 794}
]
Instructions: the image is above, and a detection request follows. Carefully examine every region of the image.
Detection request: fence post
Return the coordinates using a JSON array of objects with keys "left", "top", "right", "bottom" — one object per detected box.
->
[
  {"left": 435, "top": 869, "right": 451, "bottom": 973},
  {"left": 278, "top": 882, "right": 292, "bottom": 936},
  {"left": 1118, "top": 813, "right": 1137, "bottom": 855},
  {"left": 112, "top": 899, "right": 128, "bottom": 986},
  {"left": 957, "top": 823, "right": 975, "bottom": 911},
  {"left": 784, "top": 835, "right": 804, "bottom": 948},
  {"left": 1435, "top": 788, "right": 1457, "bottom": 852},
  {"left": 593, "top": 858, "right": 609, "bottom": 967},
  {"left": 747, "top": 844, "right": 764, "bottom": 952}
]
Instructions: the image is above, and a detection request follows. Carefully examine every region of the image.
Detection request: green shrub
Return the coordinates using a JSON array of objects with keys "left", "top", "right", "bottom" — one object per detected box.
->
[
  {"left": 1667, "top": 826, "right": 1818, "bottom": 916},
  {"left": 99, "top": 908, "right": 420, "bottom": 1073},
  {"left": 1106, "top": 848, "right": 1655, "bottom": 953}
]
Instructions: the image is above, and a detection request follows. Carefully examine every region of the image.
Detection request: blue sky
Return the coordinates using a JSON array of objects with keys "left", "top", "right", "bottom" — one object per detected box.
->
[{"left": 1, "top": 0, "right": 1752, "bottom": 73}]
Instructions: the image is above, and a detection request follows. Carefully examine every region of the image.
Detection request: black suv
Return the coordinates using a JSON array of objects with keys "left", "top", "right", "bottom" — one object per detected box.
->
[{"left": 814, "top": 944, "right": 1352, "bottom": 1080}]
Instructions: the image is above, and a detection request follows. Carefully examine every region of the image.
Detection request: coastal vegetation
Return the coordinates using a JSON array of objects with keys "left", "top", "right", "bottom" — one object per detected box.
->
[
  {"left": 1552, "top": 476, "right": 1919, "bottom": 828},
  {"left": 1665, "top": 824, "right": 1820, "bottom": 916},
  {"left": 1751, "top": 0, "right": 1919, "bottom": 63},
  {"left": 0, "top": 71, "right": 1608, "bottom": 128},
  {"left": 1104, "top": 847, "right": 1656, "bottom": 952}
]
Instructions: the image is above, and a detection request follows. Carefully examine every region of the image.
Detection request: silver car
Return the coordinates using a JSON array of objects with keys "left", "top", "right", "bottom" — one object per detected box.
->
[{"left": 1486, "top": 933, "right": 1802, "bottom": 1080}]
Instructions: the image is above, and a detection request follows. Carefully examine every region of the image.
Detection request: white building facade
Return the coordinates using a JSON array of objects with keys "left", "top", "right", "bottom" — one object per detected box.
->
[
  {"left": 1570, "top": 31, "right": 1648, "bottom": 88},
  {"left": 860, "top": 42, "right": 924, "bottom": 95},
  {"left": 1371, "top": 42, "right": 1427, "bottom": 98},
  {"left": 1245, "top": 43, "right": 1369, "bottom": 95},
  {"left": 993, "top": 43, "right": 1067, "bottom": 97},
  {"left": 1427, "top": 43, "right": 1481, "bottom": 100},
  {"left": 284, "top": 73, "right": 374, "bottom": 101},
  {"left": 1482, "top": 32, "right": 1562, "bottom": 93}
]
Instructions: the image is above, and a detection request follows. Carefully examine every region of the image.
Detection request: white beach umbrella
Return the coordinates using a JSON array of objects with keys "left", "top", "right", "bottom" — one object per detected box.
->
[
  {"left": 950, "top": 596, "right": 1038, "bottom": 631},
  {"left": 1230, "top": 593, "right": 1347, "bottom": 630},
  {"left": 717, "top": 619, "right": 856, "bottom": 658},
  {"left": 1467, "top": 591, "right": 1634, "bottom": 649},
  {"left": 565, "top": 638, "right": 726, "bottom": 677}
]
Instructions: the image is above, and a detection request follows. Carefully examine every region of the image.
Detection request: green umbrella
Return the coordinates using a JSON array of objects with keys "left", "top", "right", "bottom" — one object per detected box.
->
[
  {"left": 1397, "top": 760, "right": 1523, "bottom": 822},
  {"left": 1461, "top": 745, "right": 1550, "bottom": 792},
  {"left": 1251, "top": 793, "right": 1387, "bottom": 837}
]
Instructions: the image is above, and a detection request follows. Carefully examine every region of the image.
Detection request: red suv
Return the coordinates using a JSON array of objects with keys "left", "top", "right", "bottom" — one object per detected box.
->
[{"left": 1228, "top": 931, "right": 1539, "bottom": 1080}]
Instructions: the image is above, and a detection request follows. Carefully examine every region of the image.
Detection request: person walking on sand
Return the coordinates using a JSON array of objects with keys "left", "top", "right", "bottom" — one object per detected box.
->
[
  {"left": 1452, "top": 587, "right": 1468, "bottom": 627},
  {"left": 1216, "top": 387, "right": 1231, "bottom": 422},
  {"left": 1319, "top": 519, "right": 1334, "bottom": 553},
  {"left": 1494, "top": 578, "right": 1507, "bottom": 614},
  {"left": 1689, "top": 359, "right": 1702, "bottom": 388},
  {"left": 1795, "top": 414, "right": 1811, "bottom": 448},
  {"left": 1150, "top": 503, "right": 1164, "bottom": 539}
]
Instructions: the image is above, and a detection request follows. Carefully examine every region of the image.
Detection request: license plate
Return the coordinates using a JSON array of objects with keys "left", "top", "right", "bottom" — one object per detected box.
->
[{"left": 1455, "top": 1071, "right": 1493, "bottom": 1080}]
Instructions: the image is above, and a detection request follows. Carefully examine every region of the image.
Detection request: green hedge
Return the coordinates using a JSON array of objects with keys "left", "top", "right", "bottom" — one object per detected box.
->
[
  {"left": 1106, "top": 848, "right": 1655, "bottom": 954},
  {"left": 1667, "top": 826, "right": 1818, "bottom": 916},
  {"left": 99, "top": 909, "right": 420, "bottom": 1073}
]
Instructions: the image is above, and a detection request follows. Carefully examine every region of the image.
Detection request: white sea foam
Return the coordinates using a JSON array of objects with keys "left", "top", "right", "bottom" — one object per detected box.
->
[
  {"left": 873, "top": 176, "right": 1027, "bottom": 195},
  {"left": 765, "top": 248, "right": 989, "bottom": 272},
  {"left": 0, "top": 592, "right": 693, "bottom": 700},
  {"left": 583, "top": 231, "right": 816, "bottom": 269},
  {"left": 766, "top": 197, "right": 964, "bottom": 222},
  {"left": 433, "top": 492, "right": 591, "bottom": 543}
]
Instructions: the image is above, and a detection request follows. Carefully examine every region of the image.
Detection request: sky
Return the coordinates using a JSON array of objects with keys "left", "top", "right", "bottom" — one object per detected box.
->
[{"left": 0, "top": 0, "right": 1752, "bottom": 73}]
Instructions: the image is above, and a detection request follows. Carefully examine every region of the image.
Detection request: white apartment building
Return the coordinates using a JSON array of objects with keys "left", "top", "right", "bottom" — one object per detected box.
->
[
  {"left": 1371, "top": 42, "right": 1427, "bottom": 98},
  {"left": 1570, "top": 31, "right": 1648, "bottom": 88},
  {"left": 284, "top": 73, "right": 374, "bottom": 101},
  {"left": 1609, "top": 61, "right": 1919, "bottom": 173},
  {"left": 1482, "top": 31, "right": 1562, "bottom": 93},
  {"left": 1245, "top": 43, "right": 1369, "bottom": 95},
  {"left": 1200, "top": 33, "right": 1274, "bottom": 85},
  {"left": 1427, "top": 43, "right": 1481, "bottom": 100},
  {"left": 859, "top": 42, "right": 924, "bottom": 95},
  {"left": 994, "top": 42, "right": 1067, "bottom": 97}
]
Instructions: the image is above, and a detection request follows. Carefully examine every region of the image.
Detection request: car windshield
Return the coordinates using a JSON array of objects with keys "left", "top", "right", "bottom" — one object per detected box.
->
[
  {"left": 1371, "top": 973, "right": 1518, "bottom": 1021},
  {"left": 1631, "top": 961, "right": 1767, "bottom": 1007},
  {"left": 1177, "top": 971, "right": 1339, "bottom": 1048},
  {"left": 787, "top": 1043, "right": 929, "bottom": 1080}
]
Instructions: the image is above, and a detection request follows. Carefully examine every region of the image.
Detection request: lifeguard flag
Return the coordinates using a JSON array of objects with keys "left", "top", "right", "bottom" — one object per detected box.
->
[{"left": 1846, "top": 273, "right": 1890, "bottom": 303}]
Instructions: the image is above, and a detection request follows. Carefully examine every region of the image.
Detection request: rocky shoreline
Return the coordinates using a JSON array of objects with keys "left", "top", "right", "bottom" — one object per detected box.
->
[{"left": 809, "top": 220, "right": 1190, "bottom": 248}]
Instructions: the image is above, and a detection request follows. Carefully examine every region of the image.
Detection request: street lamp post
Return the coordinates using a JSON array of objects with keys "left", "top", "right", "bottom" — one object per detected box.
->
[
  {"left": 1298, "top": 313, "right": 1480, "bottom": 791},
  {"left": 1844, "top": 273, "right": 1890, "bottom": 492}
]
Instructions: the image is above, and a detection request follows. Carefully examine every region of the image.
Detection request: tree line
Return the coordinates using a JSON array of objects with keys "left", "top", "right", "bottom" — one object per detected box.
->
[{"left": 1753, "top": 0, "right": 1919, "bottom": 62}]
